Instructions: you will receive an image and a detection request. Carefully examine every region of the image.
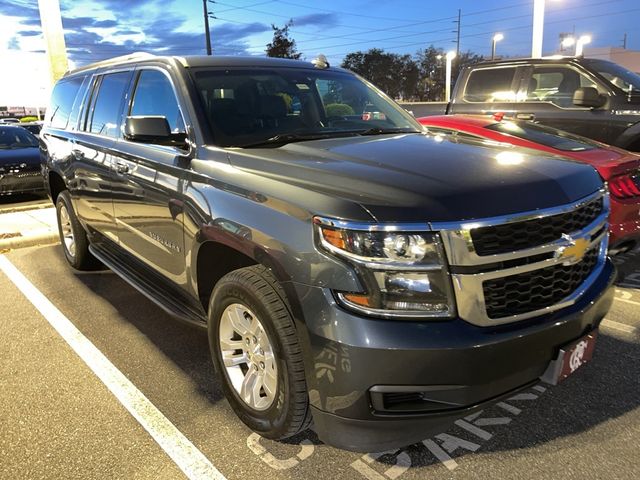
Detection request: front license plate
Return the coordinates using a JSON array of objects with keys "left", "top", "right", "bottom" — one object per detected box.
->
[{"left": 540, "top": 330, "right": 598, "bottom": 385}]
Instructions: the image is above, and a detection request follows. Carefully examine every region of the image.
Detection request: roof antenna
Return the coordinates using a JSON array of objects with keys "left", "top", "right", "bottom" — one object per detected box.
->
[{"left": 312, "top": 54, "right": 330, "bottom": 69}]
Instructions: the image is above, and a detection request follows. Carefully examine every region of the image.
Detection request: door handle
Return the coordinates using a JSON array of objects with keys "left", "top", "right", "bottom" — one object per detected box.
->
[
  {"left": 115, "top": 162, "right": 130, "bottom": 174},
  {"left": 515, "top": 113, "right": 536, "bottom": 121}
]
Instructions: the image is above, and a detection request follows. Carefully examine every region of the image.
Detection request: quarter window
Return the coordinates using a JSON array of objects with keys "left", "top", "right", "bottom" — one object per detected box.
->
[
  {"left": 130, "top": 70, "right": 185, "bottom": 133},
  {"left": 88, "top": 72, "right": 131, "bottom": 138},
  {"left": 47, "top": 77, "right": 84, "bottom": 129},
  {"left": 463, "top": 67, "right": 518, "bottom": 102}
]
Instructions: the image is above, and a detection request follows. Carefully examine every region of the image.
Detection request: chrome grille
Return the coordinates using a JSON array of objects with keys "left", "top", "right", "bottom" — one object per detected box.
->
[
  {"left": 483, "top": 247, "right": 599, "bottom": 319},
  {"left": 436, "top": 189, "right": 609, "bottom": 327},
  {"left": 470, "top": 196, "right": 603, "bottom": 256}
]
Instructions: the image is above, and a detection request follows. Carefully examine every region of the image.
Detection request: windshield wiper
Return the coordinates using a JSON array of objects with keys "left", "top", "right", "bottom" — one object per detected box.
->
[
  {"left": 356, "top": 127, "right": 421, "bottom": 136},
  {"left": 239, "top": 132, "right": 351, "bottom": 148}
]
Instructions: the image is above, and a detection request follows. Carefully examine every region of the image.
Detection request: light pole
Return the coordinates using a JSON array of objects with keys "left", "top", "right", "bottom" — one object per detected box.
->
[
  {"left": 491, "top": 33, "right": 504, "bottom": 60},
  {"left": 576, "top": 35, "right": 591, "bottom": 56},
  {"left": 561, "top": 35, "right": 575, "bottom": 52},
  {"left": 531, "top": 0, "right": 545, "bottom": 58},
  {"left": 436, "top": 54, "right": 444, "bottom": 101},
  {"left": 445, "top": 51, "right": 456, "bottom": 102}
]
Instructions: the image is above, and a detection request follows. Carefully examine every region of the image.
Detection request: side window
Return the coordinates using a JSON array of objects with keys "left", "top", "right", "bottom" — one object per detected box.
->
[
  {"left": 130, "top": 70, "right": 185, "bottom": 133},
  {"left": 463, "top": 67, "right": 518, "bottom": 102},
  {"left": 88, "top": 71, "right": 131, "bottom": 138},
  {"left": 46, "top": 77, "right": 84, "bottom": 129},
  {"left": 67, "top": 76, "right": 90, "bottom": 131},
  {"left": 526, "top": 67, "right": 600, "bottom": 107}
]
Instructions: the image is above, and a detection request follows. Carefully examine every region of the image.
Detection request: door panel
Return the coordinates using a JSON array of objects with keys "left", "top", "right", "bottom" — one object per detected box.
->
[
  {"left": 111, "top": 144, "right": 187, "bottom": 285},
  {"left": 518, "top": 65, "right": 612, "bottom": 142}
]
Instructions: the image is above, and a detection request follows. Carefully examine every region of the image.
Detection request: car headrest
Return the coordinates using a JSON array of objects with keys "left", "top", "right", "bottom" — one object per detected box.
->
[{"left": 259, "top": 95, "right": 287, "bottom": 118}]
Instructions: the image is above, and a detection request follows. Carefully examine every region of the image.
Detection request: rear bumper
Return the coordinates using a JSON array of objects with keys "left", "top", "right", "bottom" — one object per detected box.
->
[
  {"left": 291, "top": 259, "right": 615, "bottom": 452},
  {"left": 609, "top": 197, "right": 640, "bottom": 250}
]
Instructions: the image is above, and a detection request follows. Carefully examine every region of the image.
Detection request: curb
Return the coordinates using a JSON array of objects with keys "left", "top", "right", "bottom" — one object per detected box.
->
[
  {"left": 0, "top": 231, "right": 59, "bottom": 251},
  {"left": 0, "top": 201, "right": 53, "bottom": 215}
]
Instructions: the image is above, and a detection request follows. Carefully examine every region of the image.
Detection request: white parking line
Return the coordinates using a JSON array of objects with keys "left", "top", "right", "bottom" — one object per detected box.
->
[
  {"left": 602, "top": 319, "right": 638, "bottom": 335},
  {"left": 0, "top": 255, "right": 227, "bottom": 480}
]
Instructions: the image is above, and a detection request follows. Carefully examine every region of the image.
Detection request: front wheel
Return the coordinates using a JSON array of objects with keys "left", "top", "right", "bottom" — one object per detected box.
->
[{"left": 208, "top": 265, "right": 311, "bottom": 439}]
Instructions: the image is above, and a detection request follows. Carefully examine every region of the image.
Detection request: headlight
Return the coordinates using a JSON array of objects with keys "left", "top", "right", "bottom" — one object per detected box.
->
[{"left": 315, "top": 219, "right": 455, "bottom": 318}]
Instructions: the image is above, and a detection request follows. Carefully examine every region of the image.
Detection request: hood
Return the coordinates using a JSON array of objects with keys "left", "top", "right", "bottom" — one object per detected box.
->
[
  {"left": 226, "top": 133, "right": 603, "bottom": 223},
  {"left": 0, "top": 147, "right": 40, "bottom": 167}
]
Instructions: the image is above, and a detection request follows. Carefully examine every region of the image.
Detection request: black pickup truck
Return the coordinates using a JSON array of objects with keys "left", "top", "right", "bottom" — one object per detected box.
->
[
  {"left": 41, "top": 53, "right": 614, "bottom": 452},
  {"left": 402, "top": 57, "right": 640, "bottom": 151}
]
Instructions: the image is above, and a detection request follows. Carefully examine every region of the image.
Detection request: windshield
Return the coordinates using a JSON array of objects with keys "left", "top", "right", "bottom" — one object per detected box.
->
[
  {"left": 584, "top": 59, "right": 640, "bottom": 93},
  {"left": 190, "top": 67, "right": 421, "bottom": 147},
  {"left": 0, "top": 127, "right": 39, "bottom": 149},
  {"left": 486, "top": 120, "right": 598, "bottom": 152}
]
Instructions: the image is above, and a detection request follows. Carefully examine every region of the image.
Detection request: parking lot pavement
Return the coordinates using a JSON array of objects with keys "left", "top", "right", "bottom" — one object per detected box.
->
[{"left": 1, "top": 244, "right": 639, "bottom": 480}]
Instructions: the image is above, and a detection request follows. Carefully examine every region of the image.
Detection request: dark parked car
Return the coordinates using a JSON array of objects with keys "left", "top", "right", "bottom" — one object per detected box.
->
[
  {"left": 402, "top": 57, "right": 640, "bottom": 152},
  {"left": 41, "top": 53, "right": 614, "bottom": 452},
  {"left": 19, "top": 122, "right": 43, "bottom": 136},
  {"left": 0, "top": 125, "right": 45, "bottom": 195}
]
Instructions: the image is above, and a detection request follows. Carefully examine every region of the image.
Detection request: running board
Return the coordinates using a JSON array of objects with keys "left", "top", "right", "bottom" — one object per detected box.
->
[{"left": 89, "top": 241, "right": 207, "bottom": 329}]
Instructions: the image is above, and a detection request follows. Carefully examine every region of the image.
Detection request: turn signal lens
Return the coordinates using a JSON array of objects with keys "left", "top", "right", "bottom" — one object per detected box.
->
[{"left": 609, "top": 174, "right": 640, "bottom": 199}]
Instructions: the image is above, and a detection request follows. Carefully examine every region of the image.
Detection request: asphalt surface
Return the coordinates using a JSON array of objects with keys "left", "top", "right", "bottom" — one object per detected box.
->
[{"left": 1, "top": 243, "right": 639, "bottom": 480}]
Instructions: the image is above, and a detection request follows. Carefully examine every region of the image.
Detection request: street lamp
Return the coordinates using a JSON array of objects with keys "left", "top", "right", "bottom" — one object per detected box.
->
[
  {"left": 576, "top": 35, "right": 591, "bottom": 56},
  {"left": 491, "top": 33, "right": 504, "bottom": 60},
  {"left": 445, "top": 50, "right": 457, "bottom": 102},
  {"left": 561, "top": 36, "right": 576, "bottom": 50}
]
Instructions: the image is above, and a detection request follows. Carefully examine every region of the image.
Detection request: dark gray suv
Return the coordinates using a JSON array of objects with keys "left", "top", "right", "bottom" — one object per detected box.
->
[{"left": 41, "top": 53, "right": 615, "bottom": 451}]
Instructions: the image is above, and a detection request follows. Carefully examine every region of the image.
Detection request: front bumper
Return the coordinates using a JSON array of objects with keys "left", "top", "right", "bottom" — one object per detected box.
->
[
  {"left": 290, "top": 259, "right": 615, "bottom": 452},
  {"left": 0, "top": 170, "right": 45, "bottom": 195}
]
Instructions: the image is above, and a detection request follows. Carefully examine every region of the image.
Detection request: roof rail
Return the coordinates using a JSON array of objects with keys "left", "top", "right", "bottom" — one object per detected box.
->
[{"left": 66, "top": 52, "right": 156, "bottom": 76}]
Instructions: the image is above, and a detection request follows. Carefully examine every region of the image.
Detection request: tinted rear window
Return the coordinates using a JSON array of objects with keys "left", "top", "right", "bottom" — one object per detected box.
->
[
  {"left": 464, "top": 67, "right": 518, "bottom": 102},
  {"left": 88, "top": 72, "right": 131, "bottom": 138},
  {"left": 47, "top": 77, "right": 84, "bottom": 129},
  {"left": 486, "top": 121, "right": 597, "bottom": 151}
]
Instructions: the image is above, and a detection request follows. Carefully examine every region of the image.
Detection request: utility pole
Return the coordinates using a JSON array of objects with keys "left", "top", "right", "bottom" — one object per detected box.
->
[
  {"left": 452, "top": 9, "right": 461, "bottom": 58},
  {"left": 622, "top": 33, "right": 628, "bottom": 49},
  {"left": 203, "top": 0, "right": 214, "bottom": 55}
]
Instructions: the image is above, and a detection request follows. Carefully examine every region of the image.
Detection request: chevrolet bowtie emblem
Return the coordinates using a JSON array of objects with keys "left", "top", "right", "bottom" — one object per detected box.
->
[{"left": 556, "top": 234, "right": 590, "bottom": 266}]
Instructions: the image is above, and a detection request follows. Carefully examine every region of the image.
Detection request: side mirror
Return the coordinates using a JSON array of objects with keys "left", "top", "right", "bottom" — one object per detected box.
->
[
  {"left": 124, "top": 116, "right": 187, "bottom": 147},
  {"left": 573, "top": 87, "right": 605, "bottom": 108}
]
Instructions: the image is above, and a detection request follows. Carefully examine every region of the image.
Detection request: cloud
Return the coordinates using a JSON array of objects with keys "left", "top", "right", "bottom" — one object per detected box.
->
[
  {"left": 7, "top": 36, "right": 20, "bottom": 49},
  {"left": 291, "top": 13, "right": 338, "bottom": 28},
  {"left": 1, "top": 0, "right": 274, "bottom": 65}
]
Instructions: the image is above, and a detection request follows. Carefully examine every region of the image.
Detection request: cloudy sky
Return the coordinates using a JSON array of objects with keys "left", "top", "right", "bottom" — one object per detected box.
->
[{"left": 1, "top": 0, "right": 639, "bottom": 104}]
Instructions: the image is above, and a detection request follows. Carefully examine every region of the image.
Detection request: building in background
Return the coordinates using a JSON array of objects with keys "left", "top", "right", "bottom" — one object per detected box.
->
[{"left": 584, "top": 47, "right": 640, "bottom": 73}]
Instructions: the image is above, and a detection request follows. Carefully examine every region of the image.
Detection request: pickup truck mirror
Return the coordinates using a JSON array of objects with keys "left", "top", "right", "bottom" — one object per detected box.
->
[
  {"left": 124, "top": 116, "right": 188, "bottom": 148},
  {"left": 572, "top": 87, "right": 605, "bottom": 108}
]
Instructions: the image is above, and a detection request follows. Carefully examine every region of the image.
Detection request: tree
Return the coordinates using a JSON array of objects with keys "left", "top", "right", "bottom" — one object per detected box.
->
[
  {"left": 415, "top": 46, "right": 445, "bottom": 101},
  {"left": 266, "top": 20, "right": 302, "bottom": 59},
  {"left": 341, "top": 49, "right": 419, "bottom": 100}
]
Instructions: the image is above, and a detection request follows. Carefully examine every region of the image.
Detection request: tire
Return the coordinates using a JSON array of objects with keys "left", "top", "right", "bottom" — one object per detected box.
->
[
  {"left": 208, "top": 264, "right": 312, "bottom": 440},
  {"left": 55, "top": 190, "right": 99, "bottom": 270}
]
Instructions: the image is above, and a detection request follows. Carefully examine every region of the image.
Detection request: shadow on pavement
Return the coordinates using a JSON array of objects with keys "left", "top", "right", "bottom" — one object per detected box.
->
[
  {"left": 612, "top": 248, "right": 640, "bottom": 290},
  {"left": 0, "top": 192, "right": 48, "bottom": 206},
  {"left": 70, "top": 264, "right": 225, "bottom": 406}
]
